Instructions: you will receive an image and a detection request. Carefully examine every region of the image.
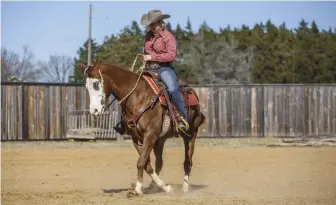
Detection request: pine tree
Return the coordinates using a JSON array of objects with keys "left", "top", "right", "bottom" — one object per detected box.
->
[{"left": 69, "top": 39, "right": 100, "bottom": 83}]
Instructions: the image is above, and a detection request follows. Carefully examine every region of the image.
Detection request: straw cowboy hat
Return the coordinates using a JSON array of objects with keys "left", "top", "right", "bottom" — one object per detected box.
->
[{"left": 141, "top": 9, "right": 170, "bottom": 25}]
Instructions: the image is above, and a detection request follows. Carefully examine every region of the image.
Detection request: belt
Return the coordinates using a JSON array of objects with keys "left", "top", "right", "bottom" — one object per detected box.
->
[{"left": 146, "top": 62, "right": 171, "bottom": 69}]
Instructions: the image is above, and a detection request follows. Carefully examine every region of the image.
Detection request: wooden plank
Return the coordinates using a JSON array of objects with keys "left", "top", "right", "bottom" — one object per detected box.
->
[
  {"left": 297, "top": 86, "right": 303, "bottom": 136},
  {"left": 330, "top": 87, "right": 334, "bottom": 134},
  {"left": 333, "top": 88, "right": 336, "bottom": 134},
  {"left": 274, "top": 87, "right": 279, "bottom": 136},
  {"left": 231, "top": 87, "right": 237, "bottom": 137},
  {"left": 17, "top": 86, "right": 23, "bottom": 140},
  {"left": 218, "top": 88, "right": 227, "bottom": 137},
  {"left": 238, "top": 87, "right": 243, "bottom": 137},
  {"left": 49, "top": 86, "right": 55, "bottom": 139},
  {"left": 295, "top": 86, "right": 301, "bottom": 136},
  {"left": 303, "top": 86, "right": 309, "bottom": 136},
  {"left": 33, "top": 86, "right": 38, "bottom": 139},
  {"left": 61, "top": 86, "right": 68, "bottom": 138},
  {"left": 245, "top": 87, "right": 251, "bottom": 137},
  {"left": 308, "top": 87, "right": 313, "bottom": 136},
  {"left": 251, "top": 87, "right": 257, "bottom": 137},
  {"left": 269, "top": 86, "right": 274, "bottom": 136},
  {"left": 44, "top": 86, "right": 50, "bottom": 140},
  {"left": 257, "top": 86, "right": 264, "bottom": 137},
  {"left": 55, "top": 86, "right": 61, "bottom": 139},
  {"left": 263, "top": 87, "right": 268, "bottom": 136},
  {"left": 1, "top": 86, "right": 7, "bottom": 140},
  {"left": 325, "top": 87, "right": 330, "bottom": 134},
  {"left": 328, "top": 86, "right": 332, "bottom": 134},
  {"left": 7, "top": 85, "right": 12, "bottom": 140},
  {"left": 289, "top": 86, "right": 295, "bottom": 137},
  {"left": 284, "top": 86, "right": 290, "bottom": 137},
  {"left": 226, "top": 87, "right": 232, "bottom": 137},
  {"left": 11, "top": 86, "right": 17, "bottom": 140},
  {"left": 2, "top": 86, "right": 8, "bottom": 140},
  {"left": 313, "top": 87, "right": 318, "bottom": 135},
  {"left": 267, "top": 86, "right": 274, "bottom": 136},
  {"left": 37, "top": 86, "right": 46, "bottom": 140},
  {"left": 22, "top": 86, "right": 29, "bottom": 140},
  {"left": 12, "top": 86, "right": 17, "bottom": 140},
  {"left": 319, "top": 87, "right": 324, "bottom": 135},
  {"left": 288, "top": 86, "right": 293, "bottom": 136},
  {"left": 76, "top": 87, "right": 81, "bottom": 111},
  {"left": 199, "top": 87, "right": 209, "bottom": 137},
  {"left": 27, "top": 86, "right": 34, "bottom": 140}
]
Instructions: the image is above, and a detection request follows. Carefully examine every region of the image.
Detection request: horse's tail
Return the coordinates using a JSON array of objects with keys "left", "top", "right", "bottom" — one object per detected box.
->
[{"left": 199, "top": 111, "right": 206, "bottom": 126}]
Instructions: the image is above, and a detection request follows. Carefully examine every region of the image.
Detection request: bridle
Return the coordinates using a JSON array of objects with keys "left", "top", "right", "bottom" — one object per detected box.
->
[{"left": 84, "top": 64, "right": 117, "bottom": 113}]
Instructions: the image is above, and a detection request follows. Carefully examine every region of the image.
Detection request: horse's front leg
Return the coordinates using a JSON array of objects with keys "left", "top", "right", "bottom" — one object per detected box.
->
[
  {"left": 133, "top": 130, "right": 158, "bottom": 195},
  {"left": 133, "top": 131, "right": 172, "bottom": 195}
]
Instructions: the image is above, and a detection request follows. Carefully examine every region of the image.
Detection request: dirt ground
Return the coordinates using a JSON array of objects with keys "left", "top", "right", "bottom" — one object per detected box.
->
[{"left": 2, "top": 138, "right": 336, "bottom": 205}]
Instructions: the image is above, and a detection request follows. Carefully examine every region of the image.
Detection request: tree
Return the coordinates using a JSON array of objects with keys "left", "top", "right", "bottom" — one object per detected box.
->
[
  {"left": 184, "top": 25, "right": 254, "bottom": 84},
  {"left": 38, "top": 55, "right": 73, "bottom": 83},
  {"left": 69, "top": 39, "right": 100, "bottom": 83},
  {"left": 98, "top": 21, "right": 144, "bottom": 69},
  {"left": 1, "top": 46, "right": 41, "bottom": 82}
]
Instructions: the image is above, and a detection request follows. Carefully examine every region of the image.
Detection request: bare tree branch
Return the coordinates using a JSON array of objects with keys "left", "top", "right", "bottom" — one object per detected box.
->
[
  {"left": 1, "top": 46, "right": 42, "bottom": 82},
  {"left": 38, "top": 55, "right": 74, "bottom": 83}
]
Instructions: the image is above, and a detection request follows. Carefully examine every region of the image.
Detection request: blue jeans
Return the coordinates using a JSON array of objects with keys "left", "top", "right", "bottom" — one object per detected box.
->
[{"left": 157, "top": 66, "right": 187, "bottom": 120}]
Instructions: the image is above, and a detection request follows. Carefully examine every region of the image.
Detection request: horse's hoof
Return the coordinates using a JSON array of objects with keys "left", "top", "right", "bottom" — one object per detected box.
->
[
  {"left": 182, "top": 183, "right": 189, "bottom": 193},
  {"left": 164, "top": 184, "right": 173, "bottom": 194}
]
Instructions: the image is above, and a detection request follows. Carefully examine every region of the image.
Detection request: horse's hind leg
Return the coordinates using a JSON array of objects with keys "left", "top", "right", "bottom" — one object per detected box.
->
[{"left": 182, "top": 128, "right": 197, "bottom": 193}]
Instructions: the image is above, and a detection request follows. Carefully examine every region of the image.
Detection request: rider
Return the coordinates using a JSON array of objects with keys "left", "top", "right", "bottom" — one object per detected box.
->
[{"left": 113, "top": 9, "right": 189, "bottom": 135}]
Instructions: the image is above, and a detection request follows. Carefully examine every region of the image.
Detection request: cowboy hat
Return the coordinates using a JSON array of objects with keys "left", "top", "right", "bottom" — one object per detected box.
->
[{"left": 141, "top": 9, "right": 170, "bottom": 26}]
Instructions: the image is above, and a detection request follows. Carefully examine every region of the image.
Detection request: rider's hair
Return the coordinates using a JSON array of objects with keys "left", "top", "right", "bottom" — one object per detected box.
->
[{"left": 157, "top": 20, "right": 166, "bottom": 30}]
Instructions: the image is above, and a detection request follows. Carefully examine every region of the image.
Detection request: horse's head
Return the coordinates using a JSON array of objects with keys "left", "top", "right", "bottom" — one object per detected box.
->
[{"left": 80, "top": 60, "right": 114, "bottom": 116}]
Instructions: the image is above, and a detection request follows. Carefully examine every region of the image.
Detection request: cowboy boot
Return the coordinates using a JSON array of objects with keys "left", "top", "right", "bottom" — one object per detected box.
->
[{"left": 113, "top": 120, "right": 126, "bottom": 135}]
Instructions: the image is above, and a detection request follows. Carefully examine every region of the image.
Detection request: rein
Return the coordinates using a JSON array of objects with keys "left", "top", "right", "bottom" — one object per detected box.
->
[
  {"left": 116, "top": 54, "right": 146, "bottom": 105},
  {"left": 96, "top": 54, "right": 147, "bottom": 112}
]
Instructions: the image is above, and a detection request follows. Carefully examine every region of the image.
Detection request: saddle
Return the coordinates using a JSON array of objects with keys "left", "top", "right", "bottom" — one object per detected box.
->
[
  {"left": 142, "top": 69, "right": 191, "bottom": 89},
  {"left": 141, "top": 68, "right": 199, "bottom": 124},
  {"left": 118, "top": 66, "right": 200, "bottom": 144}
]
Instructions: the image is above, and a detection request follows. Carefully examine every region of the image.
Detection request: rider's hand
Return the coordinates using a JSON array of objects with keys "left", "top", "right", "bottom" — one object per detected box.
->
[{"left": 143, "top": 55, "right": 152, "bottom": 61}]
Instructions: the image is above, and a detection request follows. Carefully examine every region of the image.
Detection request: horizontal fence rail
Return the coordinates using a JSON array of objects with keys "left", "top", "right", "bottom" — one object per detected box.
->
[{"left": 1, "top": 83, "right": 336, "bottom": 141}]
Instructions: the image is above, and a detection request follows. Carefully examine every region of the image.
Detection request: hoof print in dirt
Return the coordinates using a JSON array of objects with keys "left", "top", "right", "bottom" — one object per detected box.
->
[{"left": 126, "top": 190, "right": 143, "bottom": 198}]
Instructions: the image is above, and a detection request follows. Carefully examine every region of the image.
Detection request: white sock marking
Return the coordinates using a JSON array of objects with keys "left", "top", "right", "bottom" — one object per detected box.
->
[
  {"left": 150, "top": 172, "right": 172, "bottom": 193},
  {"left": 135, "top": 180, "right": 143, "bottom": 194},
  {"left": 182, "top": 175, "right": 189, "bottom": 192},
  {"left": 150, "top": 172, "right": 164, "bottom": 187}
]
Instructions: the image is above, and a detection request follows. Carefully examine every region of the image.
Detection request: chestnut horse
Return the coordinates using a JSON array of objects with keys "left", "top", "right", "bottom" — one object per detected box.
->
[{"left": 81, "top": 60, "right": 205, "bottom": 196}]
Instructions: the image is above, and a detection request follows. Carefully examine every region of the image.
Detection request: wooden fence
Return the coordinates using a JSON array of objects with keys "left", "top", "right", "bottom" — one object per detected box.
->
[{"left": 1, "top": 82, "right": 336, "bottom": 141}]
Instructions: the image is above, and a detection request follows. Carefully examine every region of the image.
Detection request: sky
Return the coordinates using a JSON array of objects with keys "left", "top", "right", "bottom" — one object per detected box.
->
[{"left": 1, "top": 1, "right": 336, "bottom": 63}]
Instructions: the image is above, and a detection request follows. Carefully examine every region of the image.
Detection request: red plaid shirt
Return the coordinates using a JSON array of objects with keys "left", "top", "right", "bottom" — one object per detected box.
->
[{"left": 144, "top": 29, "right": 177, "bottom": 62}]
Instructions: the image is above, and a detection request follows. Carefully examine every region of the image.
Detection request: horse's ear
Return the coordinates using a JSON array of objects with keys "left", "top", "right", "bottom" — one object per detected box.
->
[
  {"left": 78, "top": 63, "right": 87, "bottom": 71},
  {"left": 79, "top": 63, "right": 93, "bottom": 76}
]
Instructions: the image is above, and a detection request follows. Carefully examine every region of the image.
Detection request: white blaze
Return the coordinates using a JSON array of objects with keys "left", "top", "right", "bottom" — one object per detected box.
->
[{"left": 85, "top": 78, "right": 105, "bottom": 115}]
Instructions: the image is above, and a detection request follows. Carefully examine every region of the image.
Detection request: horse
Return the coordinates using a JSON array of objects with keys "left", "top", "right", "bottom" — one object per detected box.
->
[{"left": 80, "top": 59, "right": 205, "bottom": 196}]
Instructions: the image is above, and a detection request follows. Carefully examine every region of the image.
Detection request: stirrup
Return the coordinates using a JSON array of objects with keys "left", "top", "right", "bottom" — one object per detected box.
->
[
  {"left": 180, "top": 116, "right": 190, "bottom": 130},
  {"left": 175, "top": 115, "right": 190, "bottom": 137}
]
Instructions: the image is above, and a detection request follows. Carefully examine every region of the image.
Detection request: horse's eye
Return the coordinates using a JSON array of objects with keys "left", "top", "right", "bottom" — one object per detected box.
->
[{"left": 93, "top": 81, "right": 100, "bottom": 91}]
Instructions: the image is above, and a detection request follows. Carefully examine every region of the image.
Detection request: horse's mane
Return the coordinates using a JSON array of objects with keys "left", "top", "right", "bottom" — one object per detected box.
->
[{"left": 97, "top": 61, "right": 140, "bottom": 78}]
